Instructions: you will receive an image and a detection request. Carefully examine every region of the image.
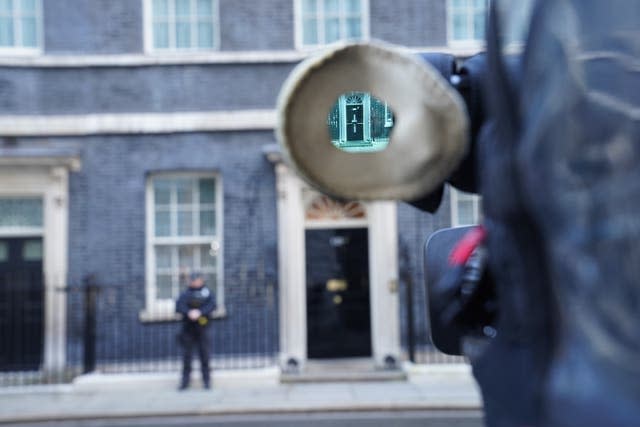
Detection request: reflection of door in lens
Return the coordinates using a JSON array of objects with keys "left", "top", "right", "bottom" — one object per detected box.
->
[
  {"left": 345, "top": 104, "right": 364, "bottom": 141},
  {"left": 327, "top": 92, "right": 394, "bottom": 153}
]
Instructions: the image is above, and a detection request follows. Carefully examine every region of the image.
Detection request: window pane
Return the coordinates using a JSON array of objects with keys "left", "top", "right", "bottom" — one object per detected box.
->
[
  {"left": 302, "top": 18, "right": 318, "bottom": 45},
  {"left": 473, "top": 11, "right": 485, "bottom": 40},
  {"left": 156, "top": 274, "right": 173, "bottom": 299},
  {"left": 204, "top": 273, "right": 216, "bottom": 290},
  {"left": 175, "top": 21, "right": 191, "bottom": 48},
  {"left": 177, "top": 209, "right": 193, "bottom": 235},
  {"left": 474, "top": 0, "right": 485, "bottom": 8},
  {"left": 324, "top": 0, "right": 339, "bottom": 14},
  {"left": 302, "top": 0, "right": 316, "bottom": 14},
  {"left": 154, "top": 179, "right": 171, "bottom": 205},
  {"left": 453, "top": 14, "right": 468, "bottom": 40},
  {"left": 0, "top": 242, "right": 7, "bottom": 262},
  {"left": 452, "top": 0, "right": 467, "bottom": 7},
  {"left": 200, "top": 244, "right": 216, "bottom": 267},
  {"left": 0, "top": 0, "right": 13, "bottom": 14},
  {"left": 457, "top": 200, "right": 476, "bottom": 225},
  {"left": 345, "top": 17, "right": 361, "bottom": 38},
  {"left": 198, "top": 178, "right": 215, "bottom": 203},
  {"left": 21, "top": 16, "right": 36, "bottom": 47},
  {"left": 153, "top": 22, "right": 169, "bottom": 48},
  {"left": 197, "top": 0, "right": 212, "bottom": 16},
  {"left": 22, "top": 239, "right": 42, "bottom": 261},
  {"left": 155, "top": 246, "right": 172, "bottom": 269},
  {"left": 155, "top": 210, "right": 171, "bottom": 236},
  {"left": 176, "top": 179, "right": 193, "bottom": 204},
  {"left": 199, "top": 209, "right": 215, "bottom": 236},
  {"left": 0, "top": 198, "right": 42, "bottom": 227},
  {"left": 178, "top": 245, "right": 195, "bottom": 270},
  {"left": 324, "top": 18, "right": 340, "bottom": 43},
  {"left": 344, "top": 0, "right": 361, "bottom": 14},
  {"left": 175, "top": 0, "right": 190, "bottom": 16},
  {"left": 197, "top": 22, "right": 213, "bottom": 48},
  {"left": 153, "top": 0, "right": 168, "bottom": 17},
  {"left": 20, "top": 0, "right": 34, "bottom": 12},
  {"left": 0, "top": 17, "right": 14, "bottom": 46}
]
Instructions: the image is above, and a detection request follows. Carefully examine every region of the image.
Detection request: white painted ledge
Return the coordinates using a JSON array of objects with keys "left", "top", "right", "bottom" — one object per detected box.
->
[
  {"left": 0, "top": 46, "right": 484, "bottom": 68},
  {"left": 0, "top": 110, "right": 276, "bottom": 137}
]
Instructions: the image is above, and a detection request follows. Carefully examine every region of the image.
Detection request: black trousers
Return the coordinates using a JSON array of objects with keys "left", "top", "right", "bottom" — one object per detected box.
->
[{"left": 181, "top": 323, "right": 210, "bottom": 384}]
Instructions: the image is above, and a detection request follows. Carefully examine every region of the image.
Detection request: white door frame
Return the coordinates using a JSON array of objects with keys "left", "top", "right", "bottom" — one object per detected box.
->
[
  {"left": 0, "top": 157, "right": 79, "bottom": 372},
  {"left": 274, "top": 162, "right": 400, "bottom": 370}
]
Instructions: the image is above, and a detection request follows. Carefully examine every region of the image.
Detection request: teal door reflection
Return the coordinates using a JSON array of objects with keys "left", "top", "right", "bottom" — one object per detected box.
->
[{"left": 327, "top": 92, "right": 393, "bottom": 153}]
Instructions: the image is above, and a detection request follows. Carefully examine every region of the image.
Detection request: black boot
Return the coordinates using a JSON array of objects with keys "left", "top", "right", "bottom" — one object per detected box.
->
[{"left": 178, "top": 377, "right": 189, "bottom": 391}]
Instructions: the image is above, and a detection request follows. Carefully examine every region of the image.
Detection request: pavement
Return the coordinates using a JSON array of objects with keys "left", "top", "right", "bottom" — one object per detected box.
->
[{"left": 0, "top": 363, "right": 482, "bottom": 424}]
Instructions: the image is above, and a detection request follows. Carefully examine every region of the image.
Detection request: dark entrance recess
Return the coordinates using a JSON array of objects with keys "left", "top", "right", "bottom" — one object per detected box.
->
[
  {"left": 0, "top": 237, "right": 44, "bottom": 371},
  {"left": 306, "top": 228, "right": 371, "bottom": 359}
]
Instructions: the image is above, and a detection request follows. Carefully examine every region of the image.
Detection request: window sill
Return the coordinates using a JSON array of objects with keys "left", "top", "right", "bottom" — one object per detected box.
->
[{"left": 138, "top": 306, "right": 227, "bottom": 323}]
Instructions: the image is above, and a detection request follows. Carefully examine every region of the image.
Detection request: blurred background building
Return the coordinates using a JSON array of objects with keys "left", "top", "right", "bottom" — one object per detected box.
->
[{"left": 0, "top": 0, "right": 483, "bottom": 384}]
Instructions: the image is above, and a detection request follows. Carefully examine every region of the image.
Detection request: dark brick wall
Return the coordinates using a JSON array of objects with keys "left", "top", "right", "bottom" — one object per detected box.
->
[
  {"left": 3, "top": 0, "right": 460, "bottom": 364},
  {"left": 396, "top": 190, "right": 453, "bottom": 349},
  {"left": 61, "top": 131, "right": 279, "bottom": 363},
  {"left": 370, "top": 0, "right": 447, "bottom": 47},
  {"left": 43, "top": 0, "right": 143, "bottom": 54},
  {"left": 0, "top": 63, "right": 295, "bottom": 115},
  {"left": 220, "top": 0, "right": 294, "bottom": 50}
]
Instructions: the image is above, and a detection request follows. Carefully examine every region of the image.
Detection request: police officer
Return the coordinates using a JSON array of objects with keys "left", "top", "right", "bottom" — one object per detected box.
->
[{"left": 176, "top": 272, "right": 215, "bottom": 390}]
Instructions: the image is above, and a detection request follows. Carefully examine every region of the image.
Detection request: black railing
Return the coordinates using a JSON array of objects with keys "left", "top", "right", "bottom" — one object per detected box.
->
[
  {"left": 0, "top": 281, "right": 278, "bottom": 387},
  {"left": 0, "top": 273, "right": 464, "bottom": 388}
]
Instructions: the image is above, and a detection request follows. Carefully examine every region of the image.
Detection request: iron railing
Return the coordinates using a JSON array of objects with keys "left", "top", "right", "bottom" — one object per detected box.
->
[{"left": 0, "top": 273, "right": 464, "bottom": 388}]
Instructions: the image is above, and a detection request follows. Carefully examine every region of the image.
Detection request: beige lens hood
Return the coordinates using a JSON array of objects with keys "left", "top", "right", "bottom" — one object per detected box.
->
[{"left": 276, "top": 41, "right": 469, "bottom": 201}]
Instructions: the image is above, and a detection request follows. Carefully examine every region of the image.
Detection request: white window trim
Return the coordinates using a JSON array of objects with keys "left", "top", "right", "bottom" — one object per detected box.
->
[
  {"left": 450, "top": 187, "right": 482, "bottom": 227},
  {"left": 142, "top": 172, "right": 225, "bottom": 321},
  {"left": 294, "top": 0, "right": 370, "bottom": 51},
  {"left": 142, "top": 0, "right": 221, "bottom": 54},
  {"left": 0, "top": 0, "right": 43, "bottom": 55},
  {"left": 446, "top": 0, "right": 487, "bottom": 49}
]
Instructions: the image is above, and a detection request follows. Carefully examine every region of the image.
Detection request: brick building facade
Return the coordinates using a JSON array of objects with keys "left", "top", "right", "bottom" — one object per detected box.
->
[{"left": 0, "top": 0, "right": 483, "bottom": 375}]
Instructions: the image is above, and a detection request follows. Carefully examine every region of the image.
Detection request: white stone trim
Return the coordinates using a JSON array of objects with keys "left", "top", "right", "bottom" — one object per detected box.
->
[
  {"left": 276, "top": 163, "right": 307, "bottom": 369},
  {"left": 0, "top": 163, "right": 76, "bottom": 373},
  {"left": 274, "top": 163, "right": 400, "bottom": 370},
  {"left": 367, "top": 201, "right": 401, "bottom": 366},
  {"left": 0, "top": 110, "right": 276, "bottom": 137},
  {"left": 0, "top": 50, "right": 308, "bottom": 67},
  {"left": 0, "top": 46, "right": 483, "bottom": 68}
]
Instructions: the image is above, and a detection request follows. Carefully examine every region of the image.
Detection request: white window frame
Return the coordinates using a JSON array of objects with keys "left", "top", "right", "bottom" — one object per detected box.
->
[
  {"left": 0, "top": 0, "right": 43, "bottom": 56},
  {"left": 142, "top": 0, "right": 221, "bottom": 54},
  {"left": 294, "top": 0, "right": 370, "bottom": 50},
  {"left": 143, "top": 172, "right": 225, "bottom": 321},
  {"left": 446, "top": 0, "right": 488, "bottom": 49},
  {"left": 450, "top": 187, "right": 482, "bottom": 227}
]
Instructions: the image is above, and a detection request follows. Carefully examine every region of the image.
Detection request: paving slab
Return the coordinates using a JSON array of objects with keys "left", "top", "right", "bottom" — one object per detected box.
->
[{"left": 0, "top": 364, "right": 483, "bottom": 423}]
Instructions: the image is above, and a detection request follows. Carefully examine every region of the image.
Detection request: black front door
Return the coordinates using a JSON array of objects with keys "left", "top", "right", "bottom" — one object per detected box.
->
[
  {"left": 345, "top": 104, "right": 364, "bottom": 142},
  {"left": 0, "top": 238, "right": 44, "bottom": 371},
  {"left": 306, "top": 228, "right": 371, "bottom": 359}
]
